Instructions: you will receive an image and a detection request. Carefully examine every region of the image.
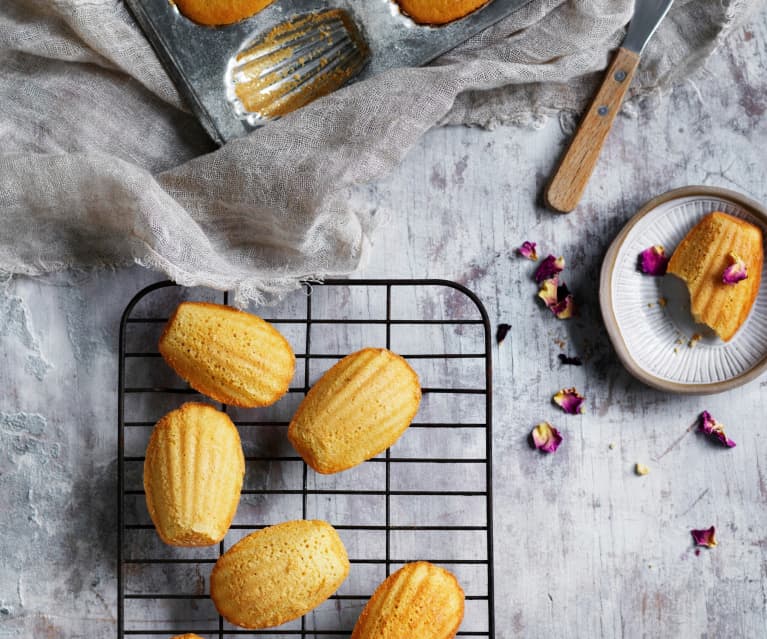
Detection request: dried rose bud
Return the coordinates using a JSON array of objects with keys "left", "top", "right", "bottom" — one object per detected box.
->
[
  {"left": 691, "top": 526, "right": 717, "bottom": 548},
  {"left": 699, "top": 411, "right": 736, "bottom": 447},
  {"left": 531, "top": 422, "right": 562, "bottom": 453},
  {"left": 518, "top": 241, "right": 538, "bottom": 261},
  {"left": 638, "top": 245, "right": 669, "bottom": 276},
  {"left": 534, "top": 255, "right": 565, "bottom": 283},
  {"left": 553, "top": 387, "right": 586, "bottom": 414},
  {"left": 722, "top": 252, "right": 748, "bottom": 284}
]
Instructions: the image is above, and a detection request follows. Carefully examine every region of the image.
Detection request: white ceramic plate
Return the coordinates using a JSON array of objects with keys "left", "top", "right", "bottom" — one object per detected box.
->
[{"left": 600, "top": 186, "right": 767, "bottom": 394}]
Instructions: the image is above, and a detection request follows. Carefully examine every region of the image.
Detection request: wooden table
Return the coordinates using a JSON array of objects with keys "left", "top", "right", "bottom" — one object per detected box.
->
[{"left": 0, "top": 13, "right": 765, "bottom": 639}]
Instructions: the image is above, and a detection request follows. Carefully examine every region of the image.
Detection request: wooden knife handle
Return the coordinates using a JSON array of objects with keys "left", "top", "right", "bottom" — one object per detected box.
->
[{"left": 545, "top": 47, "right": 641, "bottom": 213}]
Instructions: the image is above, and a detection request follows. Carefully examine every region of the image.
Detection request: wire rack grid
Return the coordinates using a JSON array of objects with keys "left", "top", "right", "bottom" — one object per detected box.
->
[{"left": 117, "top": 279, "right": 494, "bottom": 638}]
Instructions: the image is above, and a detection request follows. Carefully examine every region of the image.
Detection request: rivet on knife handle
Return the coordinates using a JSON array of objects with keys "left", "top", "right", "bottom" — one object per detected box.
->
[{"left": 545, "top": 47, "right": 640, "bottom": 213}]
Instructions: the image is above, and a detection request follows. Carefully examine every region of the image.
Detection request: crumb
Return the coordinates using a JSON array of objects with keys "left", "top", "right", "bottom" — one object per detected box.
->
[
  {"left": 658, "top": 297, "right": 667, "bottom": 307},
  {"left": 635, "top": 463, "right": 650, "bottom": 476},
  {"left": 688, "top": 333, "right": 702, "bottom": 348},
  {"left": 608, "top": 442, "right": 616, "bottom": 450},
  {"left": 554, "top": 339, "right": 566, "bottom": 349},
  {"left": 647, "top": 302, "right": 654, "bottom": 308},
  {"left": 673, "top": 347, "right": 678, "bottom": 355}
]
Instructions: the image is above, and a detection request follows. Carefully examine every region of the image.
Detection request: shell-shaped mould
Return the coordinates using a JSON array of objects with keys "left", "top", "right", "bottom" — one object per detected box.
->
[
  {"left": 210, "top": 520, "right": 350, "bottom": 629},
  {"left": 171, "top": 635, "right": 205, "bottom": 639},
  {"left": 288, "top": 348, "right": 421, "bottom": 473},
  {"left": 352, "top": 561, "right": 465, "bottom": 639},
  {"left": 668, "top": 211, "right": 763, "bottom": 341},
  {"left": 143, "top": 403, "right": 245, "bottom": 546},
  {"left": 159, "top": 301, "right": 295, "bottom": 407}
]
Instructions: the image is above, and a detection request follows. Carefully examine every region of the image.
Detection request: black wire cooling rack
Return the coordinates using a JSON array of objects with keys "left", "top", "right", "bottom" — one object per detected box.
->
[{"left": 117, "top": 279, "right": 494, "bottom": 638}]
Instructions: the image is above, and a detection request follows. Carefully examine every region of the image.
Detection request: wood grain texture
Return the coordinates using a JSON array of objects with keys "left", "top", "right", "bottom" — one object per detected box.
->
[{"left": 546, "top": 47, "right": 641, "bottom": 213}]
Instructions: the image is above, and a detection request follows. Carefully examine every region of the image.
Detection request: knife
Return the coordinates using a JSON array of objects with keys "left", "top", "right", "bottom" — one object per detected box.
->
[{"left": 545, "top": 0, "right": 674, "bottom": 213}]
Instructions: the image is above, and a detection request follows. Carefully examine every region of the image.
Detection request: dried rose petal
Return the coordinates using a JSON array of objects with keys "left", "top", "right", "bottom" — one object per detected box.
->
[
  {"left": 691, "top": 526, "right": 717, "bottom": 548},
  {"left": 699, "top": 411, "right": 736, "bottom": 447},
  {"left": 537, "top": 277, "right": 559, "bottom": 307},
  {"left": 558, "top": 354, "right": 583, "bottom": 366},
  {"left": 638, "top": 245, "right": 669, "bottom": 276},
  {"left": 518, "top": 241, "right": 538, "bottom": 261},
  {"left": 534, "top": 255, "right": 565, "bottom": 283},
  {"left": 496, "top": 323, "right": 511, "bottom": 345},
  {"left": 531, "top": 422, "right": 562, "bottom": 453},
  {"left": 722, "top": 252, "right": 748, "bottom": 284},
  {"left": 552, "top": 288, "right": 576, "bottom": 319},
  {"left": 553, "top": 387, "right": 586, "bottom": 414}
]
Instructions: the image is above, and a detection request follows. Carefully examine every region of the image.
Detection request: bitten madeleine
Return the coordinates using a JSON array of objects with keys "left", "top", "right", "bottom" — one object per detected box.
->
[
  {"left": 395, "top": 0, "right": 490, "bottom": 25},
  {"left": 171, "top": 0, "right": 275, "bottom": 26},
  {"left": 210, "top": 520, "right": 349, "bottom": 629},
  {"left": 144, "top": 403, "right": 245, "bottom": 546},
  {"left": 352, "top": 562, "right": 465, "bottom": 639},
  {"left": 159, "top": 301, "right": 295, "bottom": 407},
  {"left": 668, "top": 212, "right": 763, "bottom": 341},
  {"left": 288, "top": 348, "right": 421, "bottom": 474}
]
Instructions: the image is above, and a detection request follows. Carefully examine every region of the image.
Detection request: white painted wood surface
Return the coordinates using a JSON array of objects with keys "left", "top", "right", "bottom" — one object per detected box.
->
[{"left": 1, "top": 13, "right": 766, "bottom": 639}]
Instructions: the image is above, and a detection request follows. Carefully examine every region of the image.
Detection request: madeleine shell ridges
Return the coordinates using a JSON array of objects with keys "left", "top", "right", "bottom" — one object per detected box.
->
[
  {"left": 159, "top": 301, "right": 295, "bottom": 407},
  {"left": 170, "top": 635, "right": 205, "bottom": 639},
  {"left": 210, "top": 519, "right": 350, "bottom": 629},
  {"left": 144, "top": 403, "right": 245, "bottom": 547},
  {"left": 351, "top": 561, "right": 465, "bottom": 639},
  {"left": 667, "top": 212, "right": 763, "bottom": 342},
  {"left": 288, "top": 348, "right": 421, "bottom": 474}
]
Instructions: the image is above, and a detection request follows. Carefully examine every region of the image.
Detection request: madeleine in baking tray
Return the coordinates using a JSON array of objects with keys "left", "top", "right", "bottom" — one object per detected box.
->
[
  {"left": 395, "top": 0, "right": 490, "bottom": 25},
  {"left": 144, "top": 403, "right": 245, "bottom": 547},
  {"left": 159, "top": 301, "right": 295, "bottom": 407},
  {"left": 288, "top": 348, "right": 421, "bottom": 474},
  {"left": 667, "top": 211, "right": 763, "bottom": 342},
  {"left": 171, "top": 635, "right": 205, "bottom": 639},
  {"left": 171, "top": 0, "right": 275, "bottom": 26},
  {"left": 352, "top": 561, "right": 465, "bottom": 639},
  {"left": 210, "top": 520, "right": 350, "bottom": 629}
]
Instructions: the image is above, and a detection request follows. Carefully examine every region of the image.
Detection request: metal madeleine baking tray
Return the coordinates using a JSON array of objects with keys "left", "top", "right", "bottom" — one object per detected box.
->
[{"left": 124, "top": 0, "right": 530, "bottom": 144}]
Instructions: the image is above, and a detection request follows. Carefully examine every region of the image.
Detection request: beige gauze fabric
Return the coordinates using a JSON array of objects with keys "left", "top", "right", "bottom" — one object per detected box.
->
[{"left": 0, "top": 0, "right": 760, "bottom": 303}]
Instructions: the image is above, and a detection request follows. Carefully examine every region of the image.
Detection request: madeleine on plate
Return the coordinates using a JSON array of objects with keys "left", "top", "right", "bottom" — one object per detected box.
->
[
  {"left": 288, "top": 348, "right": 421, "bottom": 474},
  {"left": 143, "top": 403, "right": 245, "bottom": 546},
  {"left": 668, "top": 211, "right": 763, "bottom": 341},
  {"left": 159, "top": 301, "right": 295, "bottom": 407}
]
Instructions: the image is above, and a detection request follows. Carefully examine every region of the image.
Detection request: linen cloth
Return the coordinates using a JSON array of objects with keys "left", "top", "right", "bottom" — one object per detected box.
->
[{"left": 0, "top": 0, "right": 759, "bottom": 303}]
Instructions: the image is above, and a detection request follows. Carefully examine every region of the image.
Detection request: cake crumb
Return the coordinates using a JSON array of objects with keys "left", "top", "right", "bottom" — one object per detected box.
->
[
  {"left": 688, "top": 333, "right": 702, "bottom": 348},
  {"left": 673, "top": 347, "right": 679, "bottom": 355},
  {"left": 658, "top": 297, "right": 667, "bottom": 307},
  {"left": 608, "top": 442, "right": 616, "bottom": 450},
  {"left": 635, "top": 463, "right": 650, "bottom": 476}
]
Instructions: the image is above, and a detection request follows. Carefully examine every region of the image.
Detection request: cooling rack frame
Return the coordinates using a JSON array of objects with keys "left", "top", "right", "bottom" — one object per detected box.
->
[{"left": 117, "top": 279, "right": 494, "bottom": 638}]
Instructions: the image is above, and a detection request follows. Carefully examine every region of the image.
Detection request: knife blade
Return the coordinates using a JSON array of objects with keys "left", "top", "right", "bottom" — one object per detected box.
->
[{"left": 545, "top": 0, "right": 675, "bottom": 213}]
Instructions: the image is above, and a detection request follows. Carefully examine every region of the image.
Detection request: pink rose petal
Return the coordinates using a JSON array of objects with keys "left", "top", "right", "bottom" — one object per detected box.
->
[
  {"left": 691, "top": 526, "right": 717, "bottom": 548},
  {"left": 699, "top": 411, "right": 736, "bottom": 447},
  {"left": 531, "top": 422, "right": 562, "bottom": 453},
  {"left": 638, "top": 245, "right": 669, "bottom": 276},
  {"left": 552, "top": 288, "right": 576, "bottom": 319},
  {"left": 534, "top": 255, "right": 565, "bottom": 283},
  {"left": 553, "top": 387, "right": 586, "bottom": 414},
  {"left": 722, "top": 252, "right": 748, "bottom": 284},
  {"left": 518, "top": 241, "right": 538, "bottom": 261}
]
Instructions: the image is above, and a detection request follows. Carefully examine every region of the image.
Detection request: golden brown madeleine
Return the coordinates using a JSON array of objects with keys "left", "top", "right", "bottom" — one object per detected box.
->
[
  {"left": 170, "top": 635, "right": 205, "bottom": 639},
  {"left": 668, "top": 212, "right": 763, "bottom": 341},
  {"left": 288, "top": 348, "right": 421, "bottom": 474},
  {"left": 159, "top": 301, "right": 295, "bottom": 407},
  {"left": 171, "top": 0, "right": 275, "bottom": 26},
  {"left": 144, "top": 403, "right": 245, "bottom": 547},
  {"left": 395, "top": 0, "right": 490, "bottom": 25},
  {"left": 352, "top": 561, "right": 465, "bottom": 639},
  {"left": 210, "top": 520, "right": 349, "bottom": 629}
]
